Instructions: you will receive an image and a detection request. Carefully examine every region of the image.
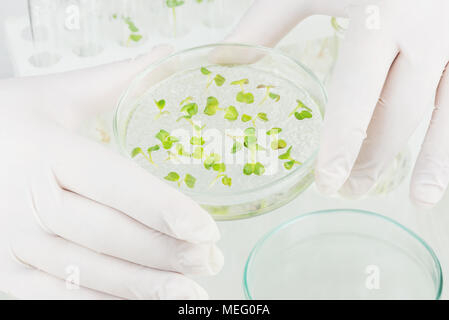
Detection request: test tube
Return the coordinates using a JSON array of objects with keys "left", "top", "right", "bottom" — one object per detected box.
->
[
  {"left": 110, "top": 0, "right": 153, "bottom": 47},
  {"left": 60, "top": 0, "right": 108, "bottom": 57},
  {"left": 158, "top": 0, "right": 193, "bottom": 38},
  {"left": 28, "top": 0, "right": 64, "bottom": 67}
]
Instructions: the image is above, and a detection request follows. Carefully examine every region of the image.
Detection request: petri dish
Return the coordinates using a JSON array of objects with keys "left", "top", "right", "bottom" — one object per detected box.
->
[
  {"left": 114, "top": 43, "right": 326, "bottom": 220},
  {"left": 244, "top": 209, "right": 443, "bottom": 300}
]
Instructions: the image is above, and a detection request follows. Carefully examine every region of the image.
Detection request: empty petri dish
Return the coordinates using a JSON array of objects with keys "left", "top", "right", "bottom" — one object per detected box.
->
[
  {"left": 114, "top": 43, "right": 326, "bottom": 220},
  {"left": 244, "top": 209, "right": 443, "bottom": 300}
]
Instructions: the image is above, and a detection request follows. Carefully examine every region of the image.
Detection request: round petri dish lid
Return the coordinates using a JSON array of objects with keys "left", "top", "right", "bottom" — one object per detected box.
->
[{"left": 244, "top": 209, "right": 443, "bottom": 300}]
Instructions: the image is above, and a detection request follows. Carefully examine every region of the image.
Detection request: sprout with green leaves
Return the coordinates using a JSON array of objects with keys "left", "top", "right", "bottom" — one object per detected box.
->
[
  {"left": 201, "top": 67, "right": 226, "bottom": 88},
  {"left": 289, "top": 99, "right": 313, "bottom": 120},
  {"left": 131, "top": 145, "right": 160, "bottom": 166},
  {"left": 166, "top": 0, "right": 185, "bottom": 37},
  {"left": 231, "top": 79, "right": 254, "bottom": 104},
  {"left": 164, "top": 171, "right": 196, "bottom": 189},
  {"left": 231, "top": 140, "right": 243, "bottom": 154},
  {"left": 202, "top": 153, "right": 231, "bottom": 187},
  {"left": 243, "top": 162, "right": 265, "bottom": 176},
  {"left": 121, "top": 16, "right": 143, "bottom": 46},
  {"left": 177, "top": 102, "right": 198, "bottom": 121},
  {"left": 156, "top": 129, "right": 179, "bottom": 150},
  {"left": 241, "top": 112, "right": 269, "bottom": 127},
  {"left": 266, "top": 127, "right": 286, "bottom": 150},
  {"left": 257, "top": 112, "right": 269, "bottom": 122},
  {"left": 154, "top": 99, "right": 170, "bottom": 119},
  {"left": 257, "top": 84, "right": 280, "bottom": 105},
  {"left": 175, "top": 143, "right": 191, "bottom": 157},
  {"left": 242, "top": 127, "right": 266, "bottom": 165},
  {"left": 241, "top": 114, "right": 252, "bottom": 123},
  {"left": 279, "top": 146, "right": 302, "bottom": 170},
  {"left": 266, "top": 128, "right": 282, "bottom": 136},
  {"left": 190, "top": 136, "right": 205, "bottom": 146},
  {"left": 214, "top": 74, "right": 226, "bottom": 87},
  {"left": 204, "top": 96, "right": 223, "bottom": 116},
  {"left": 192, "top": 146, "right": 204, "bottom": 159},
  {"left": 204, "top": 153, "right": 221, "bottom": 170},
  {"left": 224, "top": 106, "right": 239, "bottom": 121}
]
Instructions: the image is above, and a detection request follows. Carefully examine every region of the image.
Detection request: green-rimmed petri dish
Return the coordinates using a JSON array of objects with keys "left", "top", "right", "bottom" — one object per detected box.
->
[
  {"left": 114, "top": 43, "right": 326, "bottom": 220},
  {"left": 244, "top": 209, "right": 443, "bottom": 300}
]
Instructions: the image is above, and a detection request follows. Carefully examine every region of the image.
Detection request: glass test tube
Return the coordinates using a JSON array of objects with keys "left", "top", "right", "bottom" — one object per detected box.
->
[
  {"left": 28, "top": 0, "right": 64, "bottom": 67},
  {"left": 110, "top": 0, "right": 153, "bottom": 47},
  {"left": 60, "top": 0, "right": 108, "bottom": 57},
  {"left": 158, "top": 0, "right": 193, "bottom": 38}
]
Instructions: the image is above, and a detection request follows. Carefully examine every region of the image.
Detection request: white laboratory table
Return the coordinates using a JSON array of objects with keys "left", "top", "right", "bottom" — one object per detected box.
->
[{"left": 195, "top": 112, "right": 449, "bottom": 299}]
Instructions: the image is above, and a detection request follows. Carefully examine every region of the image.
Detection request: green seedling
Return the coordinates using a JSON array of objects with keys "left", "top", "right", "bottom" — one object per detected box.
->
[
  {"left": 121, "top": 16, "right": 143, "bottom": 46},
  {"left": 156, "top": 129, "right": 179, "bottom": 150},
  {"left": 266, "top": 128, "right": 282, "bottom": 136},
  {"left": 266, "top": 127, "right": 286, "bottom": 150},
  {"left": 271, "top": 139, "right": 287, "bottom": 150},
  {"left": 241, "top": 114, "right": 252, "bottom": 123},
  {"left": 131, "top": 145, "right": 160, "bottom": 166},
  {"left": 184, "top": 174, "right": 196, "bottom": 188},
  {"left": 231, "top": 141, "right": 243, "bottom": 154},
  {"left": 204, "top": 153, "right": 221, "bottom": 170},
  {"left": 177, "top": 102, "right": 198, "bottom": 121},
  {"left": 243, "top": 127, "right": 265, "bottom": 160},
  {"left": 166, "top": 0, "right": 185, "bottom": 37},
  {"left": 243, "top": 162, "right": 265, "bottom": 176},
  {"left": 257, "top": 84, "right": 280, "bottom": 105},
  {"left": 123, "top": 17, "right": 139, "bottom": 32},
  {"left": 279, "top": 146, "right": 302, "bottom": 170},
  {"left": 214, "top": 74, "right": 226, "bottom": 87},
  {"left": 192, "top": 147, "right": 204, "bottom": 159},
  {"left": 201, "top": 67, "right": 211, "bottom": 76},
  {"left": 164, "top": 171, "right": 196, "bottom": 189},
  {"left": 175, "top": 143, "right": 191, "bottom": 157},
  {"left": 231, "top": 79, "right": 254, "bottom": 104},
  {"left": 221, "top": 175, "right": 232, "bottom": 187},
  {"left": 257, "top": 112, "right": 269, "bottom": 122},
  {"left": 164, "top": 171, "right": 180, "bottom": 182},
  {"left": 224, "top": 106, "right": 238, "bottom": 121},
  {"left": 190, "top": 136, "right": 205, "bottom": 146},
  {"left": 204, "top": 96, "right": 223, "bottom": 116},
  {"left": 207, "top": 162, "right": 231, "bottom": 188},
  {"left": 269, "top": 92, "right": 280, "bottom": 102},
  {"left": 154, "top": 99, "right": 170, "bottom": 119},
  {"left": 203, "top": 153, "right": 230, "bottom": 187},
  {"left": 200, "top": 67, "right": 226, "bottom": 88},
  {"left": 289, "top": 99, "right": 313, "bottom": 120}
]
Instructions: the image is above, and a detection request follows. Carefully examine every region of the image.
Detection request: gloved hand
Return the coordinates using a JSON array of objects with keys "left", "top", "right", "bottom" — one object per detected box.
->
[
  {"left": 0, "top": 45, "right": 223, "bottom": 299},
  {"left": 226, "top": 0, "right": 449, "bottom": 207}
]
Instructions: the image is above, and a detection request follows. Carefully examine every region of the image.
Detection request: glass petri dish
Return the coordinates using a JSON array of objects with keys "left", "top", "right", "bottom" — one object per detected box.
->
[
  {"left": 244, "top": 209, "right": 443, "bottom": 300},
  {"left": 114, "top": 43, "right": 326, "bottom": 220}
]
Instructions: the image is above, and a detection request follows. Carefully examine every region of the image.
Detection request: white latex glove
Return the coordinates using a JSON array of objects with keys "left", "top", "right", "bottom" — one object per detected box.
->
[
  {"left": 0, "top": 45, "right": 223, "bottom": 300},
  {"left": 227, "top": 0, "right": 449, "bottom": 207}
]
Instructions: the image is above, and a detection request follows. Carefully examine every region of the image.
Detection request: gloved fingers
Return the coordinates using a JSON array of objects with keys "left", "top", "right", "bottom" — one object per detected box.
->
[
  {"left": 29, "top": 170, "right": 223, "bottom": 275},
  {"left": 2, "top": 266, "right": 115, "bottom": 300},
  {"left": 340, "top": 54, "right": 447, "bottom": 197},
  {"left": 224, "top": 0, "right": 350, "bottom": 48},
  {"left": 315, "top": 22, "right": 399, "bottom": 195},
  {"left": 50, "top": 130, "right": 220, "bottom": 244},
  {"left": 10, "top": 230, "right": 209, "bottom": 300},
  {"left": 42, "top": 45, "right": 174, "bottom": 129},
  {"left": 410, "top": 62, "right": 449, "bottom": 208}
]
